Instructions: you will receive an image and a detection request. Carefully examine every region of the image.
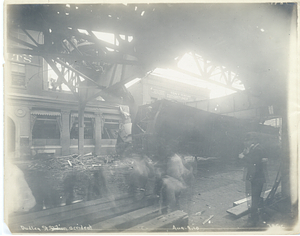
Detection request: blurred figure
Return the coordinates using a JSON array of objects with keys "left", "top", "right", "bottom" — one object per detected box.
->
[
  {"left": 63, "top": 173, "right": 76, "bottom": 205},
  {"left": 28, "top": 170, "right": 61, "bottom": 211},
  {"left": 63, "top": 169, "right": 108, "bottom": 205},
  {"left": 159, "top": 175, "right": 186, "bottom": 214},
  {"left": 127, "top": 151, "right": 155, "bottom": 201},
  {"left": 50, "top": 78, "right": 58, "bottom": 91},
  {"left": 239, "top": 132, "right": 268, "bottom": 227},
  {"left": 5, "top": 163, "right": 36, "bottom": 214},
  {"left": 156, "top": 142, "right": 194, "bottom": 214},
  {"left": 87, "top": 169, "right": 108, "bottom": 201}
]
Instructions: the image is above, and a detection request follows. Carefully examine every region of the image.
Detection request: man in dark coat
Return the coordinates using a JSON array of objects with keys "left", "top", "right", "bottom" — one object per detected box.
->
[{"left": 239, "top": 132, "right": 268, "bottom": 227}]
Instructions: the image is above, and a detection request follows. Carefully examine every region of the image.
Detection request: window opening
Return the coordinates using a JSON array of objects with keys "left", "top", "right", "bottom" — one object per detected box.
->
[
  {"left": 11, "top": 62, "right": 26, "bottom": 87},
  {"left": 102, "top": 119, "right": 119, "bottom": 139},
  {"left": 70, "top": 117, "right": 94, "bottom": 139},
  {"left": 32, "top": 115, "right": 60, "bottom": 139}
]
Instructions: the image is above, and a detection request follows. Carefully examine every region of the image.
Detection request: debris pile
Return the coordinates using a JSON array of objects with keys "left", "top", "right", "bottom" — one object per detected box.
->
[{"left": 17, "top": 154, "right": 134, "bottom": 207}]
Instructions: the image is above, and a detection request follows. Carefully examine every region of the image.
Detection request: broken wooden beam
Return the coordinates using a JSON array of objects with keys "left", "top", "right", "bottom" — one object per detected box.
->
[
  {"left": 227, "top": 186, "right": 282, "bottom": 218},
  {"left": 233, "top": 187, "right": 281, "bottom": 206},
  {"left": 124, "top": 210, "right": 188, "bottom": 232},
  {"left": 92, "top": 206, "right": 161, "bottom": 231},
  {"left": 226, "top": 202, "right": 249, "bottom": 218},
  {"left": 67, "top": 160, "right": 72, "bottom": 166},
  {"left": 9, "top": 194, "right": 132, "bottom": 230},
  {"left": 202, "top": 215, "right": 214, "bottom": 225}
]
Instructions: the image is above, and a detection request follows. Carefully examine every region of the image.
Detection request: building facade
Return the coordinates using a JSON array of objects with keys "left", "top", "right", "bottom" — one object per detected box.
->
[
  {"left": 6, "top": 30, "right": 125, "bottom": 159},
  {"left": 128, "top": 74, "right": 210, "bottom": 107}
]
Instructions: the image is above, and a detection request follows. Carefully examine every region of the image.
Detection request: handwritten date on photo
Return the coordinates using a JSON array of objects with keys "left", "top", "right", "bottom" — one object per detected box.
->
[{"left": 20, "top": 225, "right": 93, "bottom": 232}]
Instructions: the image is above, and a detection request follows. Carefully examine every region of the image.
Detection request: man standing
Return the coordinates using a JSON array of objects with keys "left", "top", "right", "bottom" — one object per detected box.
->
[{"left": 239, "top": 133, "right": 268, "bottom": 227}]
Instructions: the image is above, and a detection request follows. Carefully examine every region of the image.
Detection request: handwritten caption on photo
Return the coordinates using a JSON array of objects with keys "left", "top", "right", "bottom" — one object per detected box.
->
[
  {"left": 20, "top": 224, "right": 93, "bottom": 232},
  {"left": 172, "top": 224, "right": 286, "bottom": 231}
]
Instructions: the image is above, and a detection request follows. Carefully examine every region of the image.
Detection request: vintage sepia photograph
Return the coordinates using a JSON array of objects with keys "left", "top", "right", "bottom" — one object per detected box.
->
[{"left": 3, "top": 2, "right": 299, "bottom": 234}]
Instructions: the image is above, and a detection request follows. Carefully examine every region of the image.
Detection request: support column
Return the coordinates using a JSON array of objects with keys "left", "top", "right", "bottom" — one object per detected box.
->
[
  {"left": 61, "top": 110, "right": 70, "bottom": 156},
  {"left": 14, "top": 121, "right": 21, "bottom": 159},
  {"left": 281, "top": 110, "right": 290, "bottom": 198},
  {"left": 94, "top": 113, "right": 102, "bottom": 156},
  {"left": 78, "top": 104, "right": 85, "bottom": 156}
]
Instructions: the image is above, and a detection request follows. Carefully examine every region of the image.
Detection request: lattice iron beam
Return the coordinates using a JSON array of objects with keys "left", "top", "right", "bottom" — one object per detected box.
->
[
  {"left": 174, "top": 67, "right": 241, "bottom": 92},
  {"left": 7, "top": 46, "right": 139, "bottom": 66}
]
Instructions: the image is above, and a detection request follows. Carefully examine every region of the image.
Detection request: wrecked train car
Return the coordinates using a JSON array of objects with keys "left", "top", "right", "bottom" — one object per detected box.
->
[{"left": 132, "top": 100, "right": 280, "bottom": 160}]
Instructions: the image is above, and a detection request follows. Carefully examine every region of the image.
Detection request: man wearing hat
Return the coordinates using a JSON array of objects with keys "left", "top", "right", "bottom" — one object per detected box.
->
[{"left": 239, "top": 132, "right": 268, "bottom": 227}]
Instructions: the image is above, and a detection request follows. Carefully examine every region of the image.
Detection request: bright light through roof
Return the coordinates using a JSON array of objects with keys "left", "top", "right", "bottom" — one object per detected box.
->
[
  {"left": 92, "top": 31, "right": 115, "bottom": 44},
  {"left": 177, "top": 52, "right": 201, "bottom": 74},
  {"left": 48, "top": 64, "right": 70, "bottom": 92},
  {"left": 125, "top": 78, "right": 141, "bottom": 88},
  {"left": 152, "top": 68, "right": 238, "bottom": 99},
  {"left": 106, "top": 47, "right": 114, "bottom": 52},
  {"left": 119, "top": 34, "right": 133, "bottom": 42},
  {"left": 151, "top": 52, "right": 245, "bottom": 99},
  {"left": 61, "top": 83, "right": 70, "bottom": 91},
  {"left": 78, "top": 29, "right": 89, "bottom": 35}
]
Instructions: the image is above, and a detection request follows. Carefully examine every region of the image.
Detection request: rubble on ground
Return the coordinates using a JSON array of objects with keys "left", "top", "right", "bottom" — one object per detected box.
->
[{"left": 16, "top": 154, "right": 136, "bottom": 206}]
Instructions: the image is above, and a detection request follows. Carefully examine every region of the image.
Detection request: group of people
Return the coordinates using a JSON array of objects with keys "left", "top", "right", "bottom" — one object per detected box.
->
[
  {"left": 126, "top": 143, "right": 195, "bottom": 214},
  {"left": 129, "top": 132, "right": 269, "bottom": 227},
  {"left": 6, "top": 132, "right": 269, "bottom": 229}
]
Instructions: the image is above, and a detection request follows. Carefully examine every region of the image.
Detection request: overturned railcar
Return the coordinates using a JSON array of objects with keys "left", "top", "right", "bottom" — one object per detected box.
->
[{"left": 132, "top": 100, "right": 280, "bottom": 160}]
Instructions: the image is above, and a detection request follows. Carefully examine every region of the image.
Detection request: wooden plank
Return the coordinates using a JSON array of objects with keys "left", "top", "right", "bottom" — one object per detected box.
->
[
  {"left": 22, "top": 198, "right": 134, "bottom": 228},
  {"left": 124, "top": 210, "right": 188, "bottom": 232},
  {"left": 79, "top": 196, "right": 158, "bottom": 227},
  {"left": 233, "top": 197, "right": 248, "bottom": 206},
  {"left": 9, "top": 195, "right": 134, "bottom": 229},
  {"left": 10, "top": 193, "right": 131, "bottom": 225},
  {"left": 202, "top": 215, "right": 214, "bottom": 225},
  {"left": 228, "top": 186, "right": 282, "bottom": 218},
  {"left": 92, "top": 206, "right": 161, "bottom": 231},
  {"left": 226, "top": 202, "right": 249, "bottom": 218},
  {"left": 233, "top": 186, "right": 281, "bottom": 206},
  {"left": 233, "top": 189, "right": 270, "bottom": 206},
  {"left": 10, "top": 194, "right": 157, "bottom": 231},
  {"left": 29, "top": 195, "right": 157, "bottom": 229},
  {"left": 11, "top": 199, "right": 140, "bottom": 232},
  {"left": 37, "top": 149, "right": 56, "bottom": 154}
]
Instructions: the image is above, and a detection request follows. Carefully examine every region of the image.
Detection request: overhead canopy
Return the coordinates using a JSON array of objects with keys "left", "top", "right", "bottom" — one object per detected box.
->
[
  {"left": 31, "top": 110, "right": 61, "bottom": 116},
  {"left": 6, "top": 3, "right": 296, "bottom": 108}
]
